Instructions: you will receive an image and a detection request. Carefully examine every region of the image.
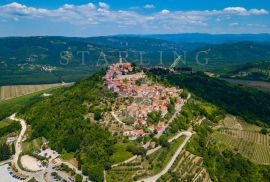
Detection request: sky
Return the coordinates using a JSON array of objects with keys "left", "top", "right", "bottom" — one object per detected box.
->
[{"left": 0, "top": 0, "right": 269, "bottom": 36}]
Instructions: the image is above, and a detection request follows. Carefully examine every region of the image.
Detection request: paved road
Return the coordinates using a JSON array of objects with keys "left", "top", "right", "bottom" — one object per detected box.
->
[
  {"left": 139, "top": 131, "right": 192, "bottom": 182},
  {"left": 9, "top": 114, "right": 30, "bottom": 176}
]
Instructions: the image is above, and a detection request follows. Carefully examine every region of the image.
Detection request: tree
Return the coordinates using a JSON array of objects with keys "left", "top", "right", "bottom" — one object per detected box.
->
[
  {"left": 135, "top": 78, "right": 143, "bottom": 86},
  {"left": 158, "top": 136, "right": 170, "bottom": 148},
  {"left": 63, "top": 135, "right": 81, "bottom": 152},
  {"left": 147, "top": 111, "right": 162, "bottom": 125},
  {"left": 167, "top": 103, "right": 175, "bottom": 114},
  {"left": 75, "top": 174, "right": 83, "bottom": 182},
  {"left": 180, "top": 89, "right": 189, "bottom": 99},
  {"left": 11, "top": 143, "right": 16, "bottom": 154},
  {"left": 131, "top": 62, "right": 137, "bottom": 68},
  {"left": 51, "top": 172, "right": 57, "bottom": 176},
  {"left": 0, "top": 143, "right": 12, "bottom": 161},
  {"left": 127, "top": 145, "right": 146, "bottom": 156},
  {"left": 260, "top": 128, "right": 268, "bottom": 135}
]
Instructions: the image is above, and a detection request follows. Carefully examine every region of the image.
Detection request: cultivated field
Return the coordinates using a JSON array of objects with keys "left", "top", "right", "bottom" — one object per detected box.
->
[
  {"left": 158, "top": 150, "right": 211, "bottom": 182},
  {"left": 0, "top": 83, "right": 69, "bottom": 101},
  {"left": 221, "top": 78, "right": 270, "bottom": 92},
  {"left": 219, "top": 128, "right": 270, "bottom": 146},
  {"left": 220, "top": 114, "right": 261, "bottom": 131},
  {"left": 212, "top": 131, "right": 270, "bottom": 165},
  {"left": 212, "top": 114, "right": 270, "bottom": 165}
]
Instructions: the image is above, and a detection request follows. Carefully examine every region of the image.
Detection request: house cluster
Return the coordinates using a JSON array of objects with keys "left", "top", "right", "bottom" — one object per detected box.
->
[{"left": 103, "top": 61, "right": 182, "bottom": 140}]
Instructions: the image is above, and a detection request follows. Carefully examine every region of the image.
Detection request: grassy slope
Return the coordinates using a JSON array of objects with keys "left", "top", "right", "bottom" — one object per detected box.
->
[{"left": 0, "top": 87, "right": 61, "bottom": 121}]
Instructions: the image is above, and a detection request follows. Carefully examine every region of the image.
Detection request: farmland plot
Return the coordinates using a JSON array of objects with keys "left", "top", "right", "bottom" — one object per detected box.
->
[
  {"left": 219, "top": 128, "right": 270, "bottom": 146},
  {"left": 212, "top": 132, "right": 270, "bottom": 164},
  {"left": 221, "top": 114, "right": 261, "bottom": 131},
  {"left": 0, "top": 83, "right": 69, "bottom": 101}
]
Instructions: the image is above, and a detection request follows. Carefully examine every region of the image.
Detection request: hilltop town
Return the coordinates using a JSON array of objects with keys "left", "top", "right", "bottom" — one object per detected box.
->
[{"left": 103, "top": 61, "right": 184, "bottom": 140}]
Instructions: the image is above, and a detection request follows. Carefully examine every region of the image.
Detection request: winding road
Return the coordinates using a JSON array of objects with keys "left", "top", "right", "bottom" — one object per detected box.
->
[
  {"left": 9, "top": 114, "right": 28, "bottom": 174},
  {"left": 138, "top": 131, "right": 192, "bottom": 182}
]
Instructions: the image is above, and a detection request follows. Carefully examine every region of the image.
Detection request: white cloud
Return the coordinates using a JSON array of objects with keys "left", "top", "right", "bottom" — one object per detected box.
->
[
  {"left": 62, "top": 4, "right": 75, "bottom": 9},
  {"left": 223, "top": 7, "right": 268, "bottom": 15},
  {"left": 249, "top": 9, "right": 268, "bottom": 15},
  {"left": 224, "top": 7, "right": 247, "bottom": 14},
  {"left": 98, "top": 2, "right": 109, "bottom": 9},
  {"left": 161, "top": 9, "right": 170, "bottom": 14},
  {"left": 144, "top": 4, "right": 155, "bottom": 9},
  {"left": 0, "top": 2, "right": 268, "bottom": 33}
]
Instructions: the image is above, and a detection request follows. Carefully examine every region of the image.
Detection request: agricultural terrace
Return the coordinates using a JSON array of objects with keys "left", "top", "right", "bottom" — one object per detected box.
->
[
  {"left": 212, "top": 131, "right": 270, "bottom": 165},
  {"left": 0, "top": 83, "right": 70, "bottom": 101},
  {"left": 158, "top": 150, "right": 211, "bottom": 182},
  {"left": 212, "top": 114, "right": 270, "bottom": 165},
  {"left": 106, "top": 136, "right": 185, "bottom": 182},
  {"left": 219, "top": 128, "right": 270, "bottom": 146}
]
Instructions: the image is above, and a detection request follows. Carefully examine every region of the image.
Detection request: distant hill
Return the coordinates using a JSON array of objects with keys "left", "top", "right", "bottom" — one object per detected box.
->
[
  {"left": 1, "top": 36, "right": 270, "bottom": 85},
  {"left": 123, "top": 33, "right": 270, "bottom": 44},
  {"left": 187, "top": 41, "right": 270, "bottom": 70},
  {"left": 218, "top": 61, "right": 270, "bottom": 82}
]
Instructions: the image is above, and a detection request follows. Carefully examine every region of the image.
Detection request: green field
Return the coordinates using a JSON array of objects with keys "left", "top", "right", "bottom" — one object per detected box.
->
[
  {"left": 0, "top": 119, "right": 13, "bottom": 129},
  {"left": 22, "top": 137, "right": 47, "bottom": 154},
  {"left": 0, "top": 86, "right": 63, "bottom": 121},
  {"left": 109, "top": 142, "right": 134, "bottom": 164}
]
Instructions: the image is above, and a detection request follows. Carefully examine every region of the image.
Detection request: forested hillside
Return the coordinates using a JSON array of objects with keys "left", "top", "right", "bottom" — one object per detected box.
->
[
  {"left": 188, "top": 42, "right": 270, "bottom": 70},
  {"left": 19, "top": 72, "right": 118, "bottom": 181},
  {"left": 132, "top": 33, "right": 270, "bottom": 44}
]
